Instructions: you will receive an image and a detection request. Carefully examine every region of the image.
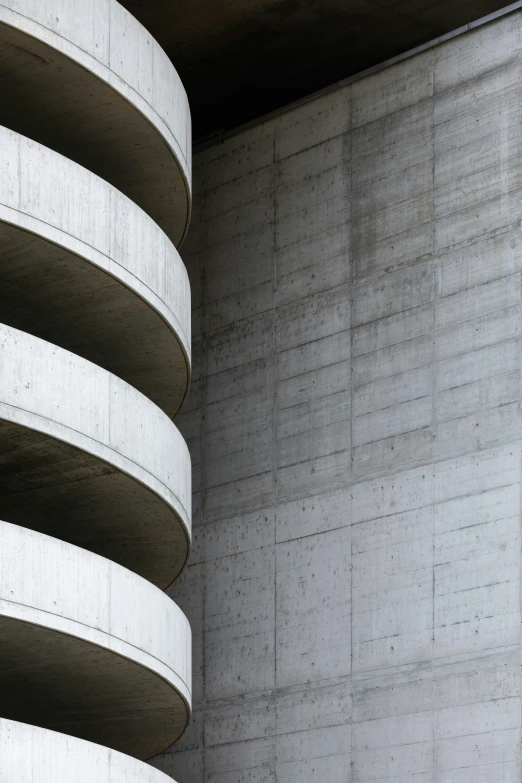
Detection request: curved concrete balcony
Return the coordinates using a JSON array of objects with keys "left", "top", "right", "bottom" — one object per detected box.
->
[
  {"left": 0, "top": 0, "right": 193, "bottom": 774},
  {"left": 1, "top": 719, "right": 177, "bottom": 782},
  {"left": 0, "top": 126, "right": 190, "bottom": 417},
  {"left": 0, "top": 324, "right": 191, "bottom": 588},
  {"left": 0, "top": 521, "right": 190, "bottom": 759},
  {"left": 0, "top": 0, "right": 191, "bottom": 246}
]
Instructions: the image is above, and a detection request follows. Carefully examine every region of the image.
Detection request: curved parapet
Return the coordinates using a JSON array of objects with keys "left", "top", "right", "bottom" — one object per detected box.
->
[
  {"left": 0, "top": 0, "right": 193, "bottom": 775},
  {"left": 0, "top": 323, "right": 191, "bottom": 587},
  {"left": 0, "top": 719, "right": 179, "bottom": 781},
  {"left": 0, "top": 521, "right": 191, "bottom": 757},
  {"left": 0, "top": 0, "right": 191, "bottom": 245},
  {"left": 0, "top": 126, "right": 191, "bottom": 416}
]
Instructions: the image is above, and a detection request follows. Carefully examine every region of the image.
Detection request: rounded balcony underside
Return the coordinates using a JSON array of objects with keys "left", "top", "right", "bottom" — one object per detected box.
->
[
  {"left": 0, "top": 617, "right": 188, "bottom": 759},
  {"left": 1, "top": 719, "right": 176, "bottom": 782},
  {"left": 0, "top": 216, "right": 190, "bottom": 417},
  {"left": 0, "top": 521, "right": 190, "bottom": 760},
  {"left": 0, "top": 3, "right": 191, "bottom": 246},
  {"left": 0, "top": 324, "right": 191, "bottom": 588},
  {"left": 0, "top": 126, "right": 191, "bottom": 417}
]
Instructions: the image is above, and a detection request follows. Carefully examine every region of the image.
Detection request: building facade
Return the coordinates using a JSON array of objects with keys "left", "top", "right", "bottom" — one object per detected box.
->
[
  {"left": 156, "top": 9, "right": 522, "bottom": 783},
  {"left": 0, "top": 2, "right": 522, "bottom": 783}
]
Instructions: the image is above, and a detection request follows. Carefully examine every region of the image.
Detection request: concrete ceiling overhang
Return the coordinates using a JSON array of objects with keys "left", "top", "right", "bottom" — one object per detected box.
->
[{"left": 119, "top": 0, "right": 511, "bottom": 140}]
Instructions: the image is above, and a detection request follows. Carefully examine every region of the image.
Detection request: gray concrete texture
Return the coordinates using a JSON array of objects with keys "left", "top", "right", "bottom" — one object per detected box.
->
[
  {"left": 0, "top": 125, "right": 191, "bottom": 417},
  {"left": 0, "top": 520, "right": 191, "bottom": 758},
  {"left": 155, "top": 11, "right": 522, "bottom": 782},
  {"left": 0, "top": 0, "right": 193, "bottom": 776},
  {"left": 1, "top": 719, "right": 178, "bottom": 783},
  {"left": 0, "top": 0, "right": 191, "bottom": 245}
]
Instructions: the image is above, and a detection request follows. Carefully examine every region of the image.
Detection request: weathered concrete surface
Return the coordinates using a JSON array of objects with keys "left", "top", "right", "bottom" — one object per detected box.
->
[
  {"left": 156, "top": 11, "right": 522, "bottom": 782},
  {"left": 0, "top": 323, "right": 191, "bottom": 587},
  {"left": 0, "top": 0, "right": 193, "bottom": 776},
  {"left": 119, "top": 0, "right": 514, "bottom": 140},
  {"left": 0, "top": 125, "right": 191, "bottom": 416},
  {"left": 0, "top": 719, "right": 179, "bottom": 781},
  {"left": 0, "top": 520, "right": 191, "bottom": 758},
  {"left": 0, "top": 0, "right": 191, "bottom": 245}
]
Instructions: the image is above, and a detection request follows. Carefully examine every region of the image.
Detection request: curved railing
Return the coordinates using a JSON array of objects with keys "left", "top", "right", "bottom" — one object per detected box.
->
[
  {"left": 0, "top": 0, "right": 191, "bottom": 245},
  {"left": 0, "top": 0, "right": 192, "bottom": 778},
  {"left": 0, "top": 125, "right": 191, "bottom": 415},
  {"left": 0, "top": 520, "right": 191, "bottom": 755}
]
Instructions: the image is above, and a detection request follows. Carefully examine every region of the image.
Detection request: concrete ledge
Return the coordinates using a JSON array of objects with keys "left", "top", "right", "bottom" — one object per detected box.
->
[
  {"left": 0, "top": 0, "right": 191, "bottom": 245},
  {"left": 0, "top": 126, "right": 191, "bottom": 416},
  {"left": 0, "top": 324, "right": 191, "bottom": 587},
  {"left": 0, "top": 718, "right": 179, "bottom": 779},
  {"left": 0, "top": 521, "right": 191, "bottom": 758}
]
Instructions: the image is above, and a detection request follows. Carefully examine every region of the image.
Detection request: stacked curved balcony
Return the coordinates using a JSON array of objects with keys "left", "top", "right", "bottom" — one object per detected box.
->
[{"left": 0, "top": 1, "right": 192, "bottom": 779}]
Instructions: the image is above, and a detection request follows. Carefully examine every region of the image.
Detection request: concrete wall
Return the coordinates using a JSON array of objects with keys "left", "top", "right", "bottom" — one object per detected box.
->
[{"left": 156, "top": 10, "right": 522, "bottom": 782}]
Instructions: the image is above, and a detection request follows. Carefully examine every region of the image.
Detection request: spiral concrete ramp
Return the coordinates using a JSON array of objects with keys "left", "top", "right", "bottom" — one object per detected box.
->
[{"left": 0, "top": 0, "right": 192, "bottom": 777}]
